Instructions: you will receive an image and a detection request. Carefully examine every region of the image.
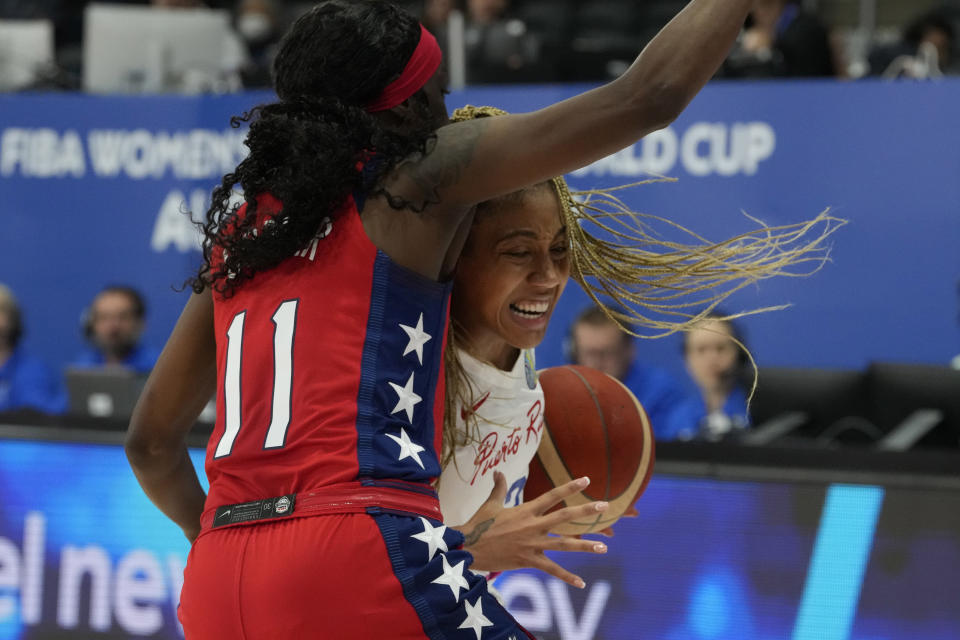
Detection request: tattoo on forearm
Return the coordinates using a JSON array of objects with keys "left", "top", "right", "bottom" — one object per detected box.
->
[{"left": 463, "top": 518, "right": 495, "bottom": 546}]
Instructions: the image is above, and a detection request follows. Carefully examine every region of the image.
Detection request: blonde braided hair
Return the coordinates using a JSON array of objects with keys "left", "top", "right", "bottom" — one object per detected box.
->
[{"left": 440, "top": 105, "right": 845, "bottom": 468}]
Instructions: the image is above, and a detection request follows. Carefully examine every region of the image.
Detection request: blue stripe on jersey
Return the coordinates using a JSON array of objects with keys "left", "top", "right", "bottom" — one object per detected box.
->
[
  {"left": 356, "top": 251, "right": 391, "bottom": 477},
  {"left": 355, "top": 251, "right": 451, "bottom": 485},
  {"left": 372, "top": 510, "right": 445, "bottom": 640}
]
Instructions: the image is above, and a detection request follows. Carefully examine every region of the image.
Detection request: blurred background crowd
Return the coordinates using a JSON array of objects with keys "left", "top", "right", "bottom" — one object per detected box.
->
[{"left": 0, "top": 0, "right": 958, "bottom": 92}]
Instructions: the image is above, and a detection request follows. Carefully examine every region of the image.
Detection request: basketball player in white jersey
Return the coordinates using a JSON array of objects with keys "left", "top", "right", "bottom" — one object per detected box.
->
[
  {"left": 438, "top": 107, "right": 625, "bottom": 535},
  {"left": 437, "top": 173, "right": 564, "bottom": 529},
  {"left": 437, "top": 106, "right": 843, "bottom": 540}
]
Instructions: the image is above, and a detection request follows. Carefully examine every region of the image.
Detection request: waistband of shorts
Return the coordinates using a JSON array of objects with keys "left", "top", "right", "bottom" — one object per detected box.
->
[{"left": 199, "top": 480, "right": 442, "bottom": 532}]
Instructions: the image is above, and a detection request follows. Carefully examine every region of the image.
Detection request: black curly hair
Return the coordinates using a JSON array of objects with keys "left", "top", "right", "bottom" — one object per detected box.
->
[{"left": 191, "top": 0, "right": 440, "bottom": 297}]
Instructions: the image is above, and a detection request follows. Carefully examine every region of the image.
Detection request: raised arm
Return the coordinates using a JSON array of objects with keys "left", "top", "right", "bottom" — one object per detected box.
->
[
  {"left": 125, "top": 290, "right": 217, "bottom": 542},
  {"left": 395, "top": 0, "right": 752, "bottom": 208}
]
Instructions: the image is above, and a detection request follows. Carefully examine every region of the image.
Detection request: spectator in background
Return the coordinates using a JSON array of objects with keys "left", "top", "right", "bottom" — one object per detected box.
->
[
  {"left": 723, "top": 0, "right": 836, "bottom": 78},
  {"left": 0, "top": 284, "right": 66, "bottom": 415},
  {"left": 464, "top": 0, "right": 546, "bottom": 83},
  {"left": 869, "top": 11, "right": 956, "bottom": 78},
  {"left": 72, "top": 286, "right": 160, "bottom": 374},
  {"left": 423, "top": 0, "right": 455, "bottom": 31},
  {"left": 233, "top": 0, "right": 281, "bottom": 88},
  {"left": 568, "top": 306, "right": 695, "bottom": 441},
  {"left": 467, "top": 0, "right": 505, "bottom": 25},
  {"left": 422, "top": 0, "right": 456, "bottom": 55},
  {"left": 675, "top": 313, "right": 751, "bottom": 442},
  {"left": 464, "top": 0, "right": 510, "bottom": 82}
]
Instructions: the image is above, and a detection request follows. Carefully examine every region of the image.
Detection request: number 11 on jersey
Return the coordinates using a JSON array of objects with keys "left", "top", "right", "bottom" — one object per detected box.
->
[{"left": 215, "top": 299, "right": 299, "bottom": 458}]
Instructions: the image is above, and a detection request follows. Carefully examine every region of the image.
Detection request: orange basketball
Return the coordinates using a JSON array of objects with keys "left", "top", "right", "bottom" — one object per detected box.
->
[{"left": 525, "top": 365, "right": 655, "bottom": 535}]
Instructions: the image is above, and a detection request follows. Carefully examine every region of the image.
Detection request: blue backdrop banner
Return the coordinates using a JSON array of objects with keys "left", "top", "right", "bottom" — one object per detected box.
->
[{"left": 1, "top": 80, "right": 958, "bottom": 387}]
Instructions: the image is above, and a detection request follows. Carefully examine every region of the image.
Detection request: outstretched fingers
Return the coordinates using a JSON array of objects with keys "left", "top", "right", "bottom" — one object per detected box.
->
[
  {"left": 543, "top": 535, "right": 608, "bottom": 555},
  {"left": 532, "top": 555, "right": 588, "bottom": 590},
  {"left": 541, "top": 500, "right": 609, "bottom": 532},
  {"left": 529, "top": 525, "right": 609, "bottom": 589},
  {"left": 527, "top": 476, "right": 590, "bottom": 515}
]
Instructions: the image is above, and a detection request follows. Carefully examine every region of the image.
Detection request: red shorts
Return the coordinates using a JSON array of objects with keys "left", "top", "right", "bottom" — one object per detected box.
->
[{"left": 178, "top": 511, "right": 534, "bottom": 639}]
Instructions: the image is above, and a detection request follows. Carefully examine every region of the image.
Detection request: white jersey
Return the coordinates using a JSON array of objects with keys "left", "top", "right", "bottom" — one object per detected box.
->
[{"left": 438, "top": 348, "right": 545, "bottom": 527}]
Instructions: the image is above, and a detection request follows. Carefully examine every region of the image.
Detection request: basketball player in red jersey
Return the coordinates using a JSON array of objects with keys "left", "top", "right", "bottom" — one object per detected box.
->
[{"left": 126, "top": 1, "right": 755, "bottom": 637}]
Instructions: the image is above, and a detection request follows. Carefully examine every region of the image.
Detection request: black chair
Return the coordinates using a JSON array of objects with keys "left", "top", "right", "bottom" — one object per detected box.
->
[
  {"left": 747, "top": 367, "right": 870, "bottom": 446},
  {"left": 868, "top": 362, "right": 960, "bottom": 450}
]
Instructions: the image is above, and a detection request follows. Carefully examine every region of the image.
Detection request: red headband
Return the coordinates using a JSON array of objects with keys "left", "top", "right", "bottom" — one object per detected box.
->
[{"left": 365, "top": 25, "right": 443, "bottom": 113}]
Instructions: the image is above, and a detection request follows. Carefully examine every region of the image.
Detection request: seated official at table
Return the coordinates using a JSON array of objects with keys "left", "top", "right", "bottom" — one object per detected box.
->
[
  {"left": 670, "top": 313, "right": 752, "bottom": 442},
  {"left": 71, "top": 286, "right": 160, "bottom": 374},
  {"left": 0, "top": 283, "right": 67, "bottom": 415}
]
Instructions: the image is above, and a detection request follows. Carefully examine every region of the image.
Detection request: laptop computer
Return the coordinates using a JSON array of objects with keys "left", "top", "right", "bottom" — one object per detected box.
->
[{"left": 65, "top": 368, "right": 147, "bottom": 420}]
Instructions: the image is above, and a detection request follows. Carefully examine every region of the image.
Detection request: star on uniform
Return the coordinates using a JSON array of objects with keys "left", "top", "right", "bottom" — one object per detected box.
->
[
  {"left": 411, "top": 517, "right": 448, "bottom": 561},
  {"left": 386, "top": 428, "right": 426, "bottom": 469},
  {"left": 458, "top": 597, "right": 494, "bottom": 640},
  {"left": 432, "top": 553, "right": 470, "bottom": 602},
  {"left": 389, "top": 372, "right": 422, "bottom": 423},
  {"left": 399, "top": 313, "right": 432, "bottom": 365}
]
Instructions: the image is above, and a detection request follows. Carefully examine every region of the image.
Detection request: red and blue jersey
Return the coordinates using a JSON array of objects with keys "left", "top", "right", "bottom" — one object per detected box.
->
[
  {"left": 185, "top": 195, "right": 535, "bottom": 640},
  {"left": 200, "top": 194, "right": 451, "bottom": 530}
]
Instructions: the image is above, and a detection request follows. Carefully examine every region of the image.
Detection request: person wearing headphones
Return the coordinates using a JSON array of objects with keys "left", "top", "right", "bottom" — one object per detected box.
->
[
  {"left": 73, "top": 286, "right": 160, "bottom": 373},
  {"left": 0, "top": 283, "right": 67, "bottom": 415},
  {"left": 675, "top": 311, "right": 752, "bottom": 441}
]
